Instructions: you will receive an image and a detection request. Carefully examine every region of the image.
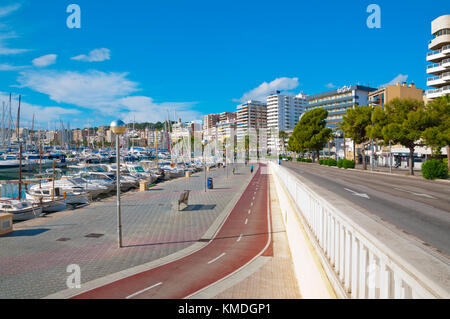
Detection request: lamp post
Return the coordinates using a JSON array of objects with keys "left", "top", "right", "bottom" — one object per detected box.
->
[
  {"left": 202, "top": 139, "right": 208, "bottom": 192},
  {"left": 110, "top": 120, "right": 126, "bottom": 248}
]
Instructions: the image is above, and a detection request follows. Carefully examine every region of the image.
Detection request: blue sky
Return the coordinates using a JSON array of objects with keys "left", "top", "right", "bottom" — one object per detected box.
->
[{"left": 0, "top": 0, "right": 448, "bottom": 128}]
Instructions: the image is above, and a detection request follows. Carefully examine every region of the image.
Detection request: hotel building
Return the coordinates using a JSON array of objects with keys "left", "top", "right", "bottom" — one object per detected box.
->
[
  {"left": 306, "top": 85, "right": 376, "bottom": 129},
  {"left": 426, "top": 14, "right": 450, "bottom": 100}
]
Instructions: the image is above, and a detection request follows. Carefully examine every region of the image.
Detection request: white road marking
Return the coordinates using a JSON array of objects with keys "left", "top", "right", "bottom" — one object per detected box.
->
[
  {"left": 237, "top": 234, "right": 243, "bottom": 242},
  {"left": 126, "top": 282, "right": 163, "bottom": 299},
  {"left": 248, "top": 209, "right": 251, "bottom": 215},
  {"left": 251, "top": 202, "right": 253, "bottom": 206},
  {"left": 208, "top": 253, "right": 226, "bottom": 264},
  {"left": 394, "top": 187, "right": 436, "bottom": 199},
  {"left": 344, "top": 188, "right": 370, "bottom": 199},
  {"left": 245, "top": 218, "right": 248, "bottom": 225},
  {"left": 252, "top": 196, "right": 255, "bottom": 200}
]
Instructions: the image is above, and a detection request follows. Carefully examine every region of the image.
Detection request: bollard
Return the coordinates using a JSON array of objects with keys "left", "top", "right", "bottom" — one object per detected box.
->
[
  {"left": 139, "top": 181, "right": 148, "bottom": 192},
  {"left": 0, "top": 213, "right": 13, "bottom": 236}
]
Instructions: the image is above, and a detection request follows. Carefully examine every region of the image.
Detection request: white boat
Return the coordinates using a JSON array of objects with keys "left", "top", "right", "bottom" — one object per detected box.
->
[
  {"left": 161, "top": 165, "right": 185, "bottom": 179},
  {"left": 32, "top": 178, "right": 108, "bottom": 199},
  {"left": 0, "top": 199, "right": 43, "bottom": 221},
  {"left": 26, "top": 187, "right": 89, "bottom": 212},
  {"left": 126, "top": 164, "right": 158, "bottom": 183}
]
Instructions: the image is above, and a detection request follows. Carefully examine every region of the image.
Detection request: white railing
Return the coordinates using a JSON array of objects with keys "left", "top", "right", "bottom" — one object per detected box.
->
[
  {"left": 427, "top": 44, "right": 450, "bottom": 56},
  {"left": 270, "top": 162, "right": 450, "bottom": 299}
]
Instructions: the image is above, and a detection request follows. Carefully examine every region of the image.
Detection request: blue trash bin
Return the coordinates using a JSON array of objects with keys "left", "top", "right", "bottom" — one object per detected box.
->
[
  {"left": 250, "top": 166, "right": 254, "bottom": 173},
  {"left": 207, "top": 177, "right": 213, "bottom": 189}
]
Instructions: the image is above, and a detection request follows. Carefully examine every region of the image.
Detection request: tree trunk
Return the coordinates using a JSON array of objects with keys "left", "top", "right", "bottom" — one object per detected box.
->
[
  {"left": 343, "top": 138, "right": 346, "bottom": 160},
  {"left": 447, "top": 145, "right": 450, "bottom": 171},
  {"left": 353, "top": 140, "right": 356, "bottom": 163},
  {"left": 317, "top": 150, "right": 320, "bottom": 163},
  {"left": 362, "top": 147, "right": 367, "bottom": 170},
  {"left": 409, "top": 147, "right": 415, "bottom": 176}
]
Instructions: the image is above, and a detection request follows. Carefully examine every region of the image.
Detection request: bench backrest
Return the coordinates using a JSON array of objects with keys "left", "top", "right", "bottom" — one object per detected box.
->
[{"left": 180, "top": 191, "right": 190, "bottom": 202}]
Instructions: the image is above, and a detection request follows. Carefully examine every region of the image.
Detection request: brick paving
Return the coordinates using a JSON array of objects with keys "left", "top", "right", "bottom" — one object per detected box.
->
[{"left": 0, "top": 165, "right": 253, "bottom": 299}]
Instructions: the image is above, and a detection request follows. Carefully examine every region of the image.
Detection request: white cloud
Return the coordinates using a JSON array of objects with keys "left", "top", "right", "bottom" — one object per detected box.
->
[
  {"left": 325, "top": 83, "right": 336, "bottom": 89},
  {"left": 71, "top": 48, "right": 111, "bottom": 62},
  {"left": 0, "top": 63, "right": 26, "bottom": 71},
  {"left": 0, "top": 6, "right": 30, "bottom": 55},
  {"left": 118, "top": 96, "right": 200, "bottom": 123},
  {"left": 17, "top": 70, "right": 140, "bottom": 111},
  {"left": 32, "top": 54, "right": 57, "bottom": 67},
  {"left": 0, "top": 4, "right": 21, "bottom": 18},
  {"left": 385, "top": 74, "right": 408, "bottom": 86},
  {"left": 234, "top": 77, "right": 299, "bottom": 103},
  {"left": 0, "top": 92, "right": 80, "bottom": 126},
  {"left": 16, "top": 69, "right": 200, "bottom": 123}
]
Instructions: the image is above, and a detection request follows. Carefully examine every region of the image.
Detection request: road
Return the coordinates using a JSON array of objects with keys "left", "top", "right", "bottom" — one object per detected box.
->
[
  {"left": 71, "top": 164, "right": 271, "bottom": 299},
  {"left": 282, "top": 162, "right": 450, "bottom": 258}
]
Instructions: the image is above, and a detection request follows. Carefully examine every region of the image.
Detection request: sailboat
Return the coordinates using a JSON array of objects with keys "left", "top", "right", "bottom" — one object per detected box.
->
[{"left": 0, "top": 95, "right": 42, "bottom": 221}]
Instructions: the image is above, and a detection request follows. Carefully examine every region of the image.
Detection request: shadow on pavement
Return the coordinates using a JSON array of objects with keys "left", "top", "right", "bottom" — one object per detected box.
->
[
  {"left": 181, "top": 204, "right": 216, "bottom": 211},
  {"left": 4, "top": 228, "right": 51, "bottom": 237}
]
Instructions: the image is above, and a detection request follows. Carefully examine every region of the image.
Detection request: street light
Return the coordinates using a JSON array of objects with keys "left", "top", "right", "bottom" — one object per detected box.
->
[
  {"left": 202, "top": 139, "right": 208, "bottom": 192},
  {"left": 110, "top": 120, "right": 126, "bottom": 248}
]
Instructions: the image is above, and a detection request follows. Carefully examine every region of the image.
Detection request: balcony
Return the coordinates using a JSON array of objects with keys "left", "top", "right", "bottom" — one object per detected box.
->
[
  {"left": 427, "top": 72, "right": 450, "bottom": 87},
  {"left": 427, "top": 58, "right": 450, "bottom": 74},
  {"left": 427, "top": 44, "right": 450, "bottom": 62},
  {"left": 426, "top": 85, "right": 450, "bottom": 98},
  {"left": 429, "top": 34, "right": 450, "bottom": 50}
]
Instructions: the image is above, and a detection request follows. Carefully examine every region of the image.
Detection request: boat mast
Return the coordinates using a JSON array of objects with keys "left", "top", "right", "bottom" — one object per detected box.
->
[
  {"left": 1, "top": 101, "right": 4, "bottom": 146},
  {"left": 8, "top": 94, "right": 11, "bottom": 146},
  {"left": 17, "top": 95, "right": 22, "bottom": 200}
]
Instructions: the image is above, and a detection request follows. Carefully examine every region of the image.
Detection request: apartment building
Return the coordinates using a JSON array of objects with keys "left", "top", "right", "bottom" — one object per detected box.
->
[
  {"left": 369, "top": 82, "right": 424, "bottom": 108},
  {"left": 203, "top": 114, "right": 219, "bottom": 136},
  {"left": 267, "top": 92, "right": 307, "bottom": 152},
  {"left": 235, "top": 100, "right": 267, "bottom": 141},
  {"left": 426, "top": 14, "right": 450, "bottom": 100},
  {"left": 307, "top": 85, "right": 376, "bottom": 129}
]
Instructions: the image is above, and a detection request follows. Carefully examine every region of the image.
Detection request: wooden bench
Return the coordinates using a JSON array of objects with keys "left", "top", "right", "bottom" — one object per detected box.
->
[{"left": 178, "top": 190, "right": 191, "bottom": 211}]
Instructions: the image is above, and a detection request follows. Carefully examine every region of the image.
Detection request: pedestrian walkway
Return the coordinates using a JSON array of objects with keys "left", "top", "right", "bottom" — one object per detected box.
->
[{"left": 0, "top": 165, "right": 252, "bottom": 299}]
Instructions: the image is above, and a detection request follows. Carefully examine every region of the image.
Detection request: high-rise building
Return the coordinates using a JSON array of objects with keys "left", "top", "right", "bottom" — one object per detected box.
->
[
  {"left": 307, "top": 85, "right": 376, "bottom": 129},
  {"left": 267, "top": 92, "right": 307, "bottom": 152},
  {"left": 236, "top": 100, "right": 267, "bottom": 141},
  {"left": 426, "top": 14, "right": 450, "bottom": 100},
  {"left": 203, "top": 114, "right": 219, "bottom": 134}
]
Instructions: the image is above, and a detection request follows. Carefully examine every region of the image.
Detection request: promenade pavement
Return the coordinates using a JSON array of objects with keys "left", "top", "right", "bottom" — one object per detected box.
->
[{"left": 0, "top": 164, "right": 253, "bottom": 299}]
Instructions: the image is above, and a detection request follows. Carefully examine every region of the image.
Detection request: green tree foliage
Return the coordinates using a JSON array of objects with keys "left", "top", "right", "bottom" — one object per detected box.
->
[
  {"left": 288, "top": 108, "right": 332, "bottom": 162},
  {"left": 376, "top": 98, "right": 432, "bottom": 176},
  {"left": 340, "top": 105, "right": 373, "bottom": 170},
  {"left": 421, "top": 95, "right": 450, "bottom": 169}
]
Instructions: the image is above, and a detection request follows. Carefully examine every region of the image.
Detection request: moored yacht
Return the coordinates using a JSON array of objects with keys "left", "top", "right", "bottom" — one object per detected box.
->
[{"left": 0, "top": 199, "right": 43, "bottom": 221}]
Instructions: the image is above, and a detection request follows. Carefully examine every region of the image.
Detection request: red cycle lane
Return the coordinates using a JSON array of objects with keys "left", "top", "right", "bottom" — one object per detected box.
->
[{"left": 72, "top": 164, "right": 270, "bottom": 299}]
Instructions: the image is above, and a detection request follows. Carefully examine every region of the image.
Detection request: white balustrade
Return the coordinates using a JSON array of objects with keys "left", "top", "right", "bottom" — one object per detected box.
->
[{"left": 270, "top": 162, "right": 448, "bottom": 299}]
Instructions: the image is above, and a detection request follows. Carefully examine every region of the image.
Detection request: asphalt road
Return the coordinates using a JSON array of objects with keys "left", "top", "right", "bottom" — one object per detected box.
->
[
  {"left": 71, "top": 164, "right": 271, "bottom": 299},
  {"left": 282, "top": 162, "right": 450, "bottom": 258}
]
